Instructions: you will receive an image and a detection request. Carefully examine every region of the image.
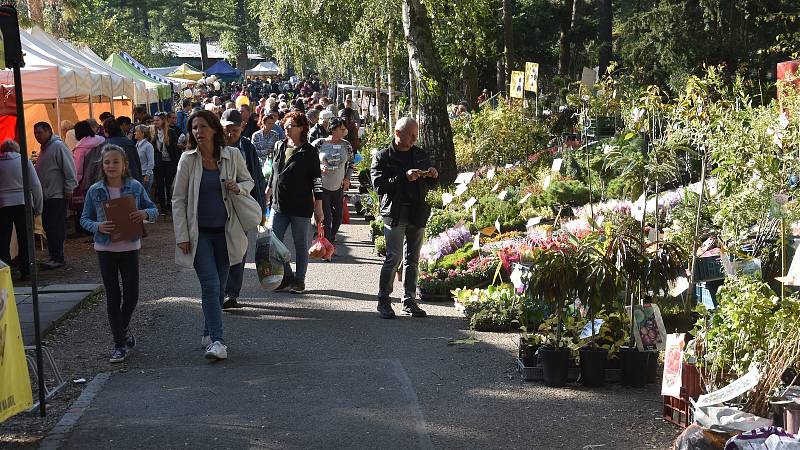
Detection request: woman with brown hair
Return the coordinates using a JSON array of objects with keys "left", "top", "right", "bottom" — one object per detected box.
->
[
  {"left": 265, "top": 111, "right": 324, "bottom": 294},
  {"left": 172, "top": 109, "right": 254, "bottom": 360},
  {"left": 151, "top": 112, "right": 179, "bottom": 214}
]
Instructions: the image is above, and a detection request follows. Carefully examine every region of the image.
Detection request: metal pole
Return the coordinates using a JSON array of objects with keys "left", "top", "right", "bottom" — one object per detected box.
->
[{"left": 13, "top": 62, "right": 47, "bottom": 416}]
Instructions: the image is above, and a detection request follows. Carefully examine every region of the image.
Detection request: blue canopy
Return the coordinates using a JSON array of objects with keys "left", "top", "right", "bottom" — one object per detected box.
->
[{"left": 205, "top": 60, "right": 240, "bottom": 80}]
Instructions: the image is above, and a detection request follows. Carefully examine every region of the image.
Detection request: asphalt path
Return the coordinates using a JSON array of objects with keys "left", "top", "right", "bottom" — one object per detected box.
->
[{"left": 57, "top": 217, "right": 680, "bottom": 449}]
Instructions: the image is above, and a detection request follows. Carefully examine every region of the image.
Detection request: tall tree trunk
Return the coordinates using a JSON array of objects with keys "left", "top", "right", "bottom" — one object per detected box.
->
[
  {"left": 375, "top": 60, "right": 382, "bottom": 125},
  {"left": 386, "top": 26, "right": 396, "bottom": 131},
  {"left": 235, "top": 0, "right": 249, "bottom": 74},
  {"left": 503, "top": 0, "right": 513, "bottom": 88},
  {"left": 496, "top": 59, "right": 504, "bottom": 97},
  {"left": 598, "top": 0, "right": 613, "bottom": 77},
  {"left": 462, "top": 56, "right": 478, "bottom": 111},
  {"left": 28, "top": 0, "right": 43, "bottom": 25},
  {"left": 557, "top": 0, "right": 575, "bottom": 76},
  {"left": 199, "top": 32, "right": 209, "bottom": 70},
  {"left": 408, "top": 58, "right": 417, "bottom": 119},
  {"left": 402, "top": 0, "right": 457, "bottom": 186}
]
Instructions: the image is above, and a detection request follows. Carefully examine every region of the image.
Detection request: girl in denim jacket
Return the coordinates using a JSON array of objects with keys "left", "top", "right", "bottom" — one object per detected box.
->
[{"left": 81, "top": 145, "right": 158, "bottom": 363}]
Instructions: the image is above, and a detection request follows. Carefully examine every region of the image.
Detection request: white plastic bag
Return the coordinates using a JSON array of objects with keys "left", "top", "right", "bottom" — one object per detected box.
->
[{"left": 255, "top": 226, "right": 291, "bottom": 289}]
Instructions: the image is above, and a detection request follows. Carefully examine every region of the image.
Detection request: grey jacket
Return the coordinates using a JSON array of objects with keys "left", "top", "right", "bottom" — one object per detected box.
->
[
  {"left": 34, "top": 135, "right": 77, "bottom": 200},
  {"left": 0, "top": 152, "right": 43, "bottom": 214}
]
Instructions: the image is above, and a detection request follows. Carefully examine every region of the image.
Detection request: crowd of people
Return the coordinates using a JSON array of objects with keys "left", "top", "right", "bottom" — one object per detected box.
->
[{"left": 0, "top": 74, "right": 439, "bottom": 364}]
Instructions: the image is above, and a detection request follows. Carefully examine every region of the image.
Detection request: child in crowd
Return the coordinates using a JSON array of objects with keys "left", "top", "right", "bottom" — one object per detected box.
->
[{"left": 80, "top": 145, "right": 158, "bottom": 363}]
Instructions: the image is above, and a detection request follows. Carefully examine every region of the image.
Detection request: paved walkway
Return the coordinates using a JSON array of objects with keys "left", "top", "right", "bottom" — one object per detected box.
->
[
  {"left": 14, "top": 283, "right": 101, "bottom": 345},
  {"left": 49, "top": 217, "right": 679, "bottom": 449}
]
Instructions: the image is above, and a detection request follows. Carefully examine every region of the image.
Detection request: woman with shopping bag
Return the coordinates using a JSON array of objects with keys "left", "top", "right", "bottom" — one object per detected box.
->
[
  {"left": 172, "top": 109, "right": 257, "bottom": 361},
  {"left": 265, "top": 111, "right": 324, "bottom": 295}
]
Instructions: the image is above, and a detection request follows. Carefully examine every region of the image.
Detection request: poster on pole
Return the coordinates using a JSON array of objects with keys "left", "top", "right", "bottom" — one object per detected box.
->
[
  {"left": 0, "top": 264, "right": 33, "bottom": 423},
  {"left": 524, "top": 62, "right": 539, "bottom": 93},
  {"left": 510, "top": 71, "right": 525, "bottom": 99}
]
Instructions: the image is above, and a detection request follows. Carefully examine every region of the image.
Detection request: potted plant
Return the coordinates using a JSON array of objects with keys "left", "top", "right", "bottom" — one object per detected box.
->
[
  {"left": 575, "top": 233, "right": 621, "bottom": 387},
  {"left": 525, "top": 243, "right": 579, "bottom": 387}
]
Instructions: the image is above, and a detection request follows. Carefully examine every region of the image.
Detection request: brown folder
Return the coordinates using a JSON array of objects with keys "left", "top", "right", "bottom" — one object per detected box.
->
[{"left": 102, "top": 195, "right": 144, "bottom": 242}]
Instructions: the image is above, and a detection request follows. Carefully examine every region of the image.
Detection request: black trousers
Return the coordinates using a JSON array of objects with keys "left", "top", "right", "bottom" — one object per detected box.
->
[
  {"left": 155, "top": 160, "right": 177, "bottom": 212},
  {"left": 42, "top": 198, "right": 67, "bottom": 263},
  {"left": 0, "top": 205, "right": 30, "bottom": 274},
  {"left": 320, "top": 187, "right": 344, "bottom": 243},
  {"left": 97, "top": 250, "right": 140, "bottom": 348}
]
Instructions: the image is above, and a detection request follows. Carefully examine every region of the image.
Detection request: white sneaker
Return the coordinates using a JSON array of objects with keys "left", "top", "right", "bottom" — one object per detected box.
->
[
  {"left": 201, "top": 335, "right": 211, "bottom": 349},
  {"left": 204, "top": 341, "right": 227, "bottom": 360}
]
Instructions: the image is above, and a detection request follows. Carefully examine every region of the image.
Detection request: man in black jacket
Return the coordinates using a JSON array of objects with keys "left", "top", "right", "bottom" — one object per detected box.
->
[
  {"left": 220, "top": 108, "right": 267, "bottom": 309},
  {"left": 103, "top": 118, "right": 143, "bottom": 183},
  {"left": 371, "top": 117, "right": 438, "bottom": 319}
]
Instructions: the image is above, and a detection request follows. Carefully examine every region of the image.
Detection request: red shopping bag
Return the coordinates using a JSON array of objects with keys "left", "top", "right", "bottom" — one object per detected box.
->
[
  {"left": 342, "top": 196, "right": 350, "bottom": 224},
  {"left": 309, "top": 223, "right": 335, "bottom": 260}
]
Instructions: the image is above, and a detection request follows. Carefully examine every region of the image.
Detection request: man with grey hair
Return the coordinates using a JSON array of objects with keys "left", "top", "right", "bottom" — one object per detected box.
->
[{"left": 371, "top": 117, "right": 439, "bottom": 319}]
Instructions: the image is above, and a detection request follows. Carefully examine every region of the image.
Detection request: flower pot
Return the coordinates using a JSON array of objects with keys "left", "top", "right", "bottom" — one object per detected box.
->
[
  {"left": 646, "top": 351, "right": 659, "bottom": 384},
  {"left": 620, "top": 347, "right": 649, "bottom": 387},
  {"left": 539, "top": 347, "right": 570, "bottom": 387},
  {"left": 520, "top": 343, "right": 539, "bottom": 367},
  {"left": 579, "top": 347, "right": 608, "bottom": 387}
]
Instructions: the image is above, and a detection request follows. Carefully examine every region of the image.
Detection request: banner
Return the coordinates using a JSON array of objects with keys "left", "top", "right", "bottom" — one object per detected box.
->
[
  {"left": 661, "top": 333, "right": 685, "bottom": 397},
  {"left": 510, "top": 71, "right": 525, "bottom": 99},
  {"left": 0, "top": 264, "right": 32, "bottom": 423},
  {"left": 524, "top": 62, "right": 539, "bottom": 93}
]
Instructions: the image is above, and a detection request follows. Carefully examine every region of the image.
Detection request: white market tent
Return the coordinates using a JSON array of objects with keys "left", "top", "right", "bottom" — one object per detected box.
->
[
  {"left": 0, "top": 27, "right": 157, "bottom": 151},
  {"left": 245, "top": 61, "right": 280, "bottom": 77}
]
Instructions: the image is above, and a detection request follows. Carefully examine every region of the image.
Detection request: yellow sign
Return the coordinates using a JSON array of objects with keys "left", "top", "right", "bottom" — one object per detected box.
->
[
  {"left": 525, "top": 62, "right": 539, "bottom": 93},
  {"left": 0, "top": 265, "right": 32, "bottom": 423},
  {"left": 510, "top": 71, "right": 525, "bottom": 99}
]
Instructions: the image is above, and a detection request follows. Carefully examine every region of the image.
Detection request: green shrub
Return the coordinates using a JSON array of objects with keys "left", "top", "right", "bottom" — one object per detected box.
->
[{"left": 426, "top": 209, "right": 470, "bottom": 238}]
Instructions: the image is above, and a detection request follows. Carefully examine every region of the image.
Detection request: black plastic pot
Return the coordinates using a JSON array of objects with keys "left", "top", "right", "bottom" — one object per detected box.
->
[
  {"left": 646, "top": 351, "right": 659, "bottom": 384},
  {"left": 579, "top": 347, "right": 608, "bottom": 387},
  {"left": 539, "top": 347, "right": 570, "bottom": 387},
  {"left": 520, "top": 344, "right": 539, "bottom": 367},
  {"left": 620, "top": 347, "right": 649, "bottom": 387}
]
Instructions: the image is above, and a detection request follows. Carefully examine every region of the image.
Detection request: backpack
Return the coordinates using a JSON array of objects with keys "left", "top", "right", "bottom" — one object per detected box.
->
[{"left": 70, "top": 144, "right": 104, "bottom": 211}]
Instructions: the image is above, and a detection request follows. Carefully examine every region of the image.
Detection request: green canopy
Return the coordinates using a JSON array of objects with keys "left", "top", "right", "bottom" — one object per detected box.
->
[{"left": 106, "top": 53, "right": 172, "bottom": 100}]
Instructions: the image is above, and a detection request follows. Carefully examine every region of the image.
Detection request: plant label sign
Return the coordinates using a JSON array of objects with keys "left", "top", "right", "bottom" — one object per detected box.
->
[
  {"left": 551, "top": 158, "right": 563, "bottom": 173},
  {"left": 495, "top": 218, "right": 502, "bottom": 234},
  {"left": 518, "top": 193, "right": 532, "bottom": 204},
  {"left": 463, "top": 197, "right": 477, "bottom": 211},
  {"left": 487, "top": 167, "right": 496, "bottom": 180},
  {"left": 472, "top": 234, "right": 480, "bottom": 251},
  {"left": 542, "top": 175, "right": 552, "bottom": 189},
  {"left": 579, "top": 319, "right": 604, "bottom": 339},
  {"left": 661, "top": 333, "right": 686, "bottom": 398},
  {"left": 454, "top": 183, "right": 468, "bottom": 198},
  {"left": 441, "top": 193, "right": 454, "bottom": 206},
  {"left": 626, "top": 304, "right": 667, "bottom": 351},
  {"left": 472, "top": 207, "right": 476, "bottom": 224},
  {"left": 491, "top": 182, "right": 500, "bottom": 193},
  {"left": 497, "top": 190, "right": 508, "bottom": 201},
  {"left": 454, "top": 172, "right": 475, "bottom": 185}
]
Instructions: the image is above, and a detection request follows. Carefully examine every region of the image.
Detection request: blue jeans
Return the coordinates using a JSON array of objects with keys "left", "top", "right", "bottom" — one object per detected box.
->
[
  {"left": 225, "top": 231, "right": 249, "bottom": 298},
  {"left": 193, "top": 231, "right": 229, "bottom": 343},
  {"left": 378, "top": 210, "right": 424, "bottom": 304},
  {"left": 272, "top": 212, "right": 310, "bottom": 282}
]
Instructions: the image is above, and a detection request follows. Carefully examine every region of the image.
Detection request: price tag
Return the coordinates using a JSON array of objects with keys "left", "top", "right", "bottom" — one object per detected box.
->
[
  {"left": 442, "top": 193, "right": 454, "bottom": 206},
  {"left": 518, "top": 193, "right": 532, "bottom": 204},
  {"left": 472, "top": 233, "right": 480, "bottom": 251},
  {"left": 487, "top": 167, "right": 496, "bottom": 180},
  {"left": 543, "top": 175, "right": 552, "bottom": 189},
  {"left": 505, "top": 163, "right": 514, "bottom": 169},
  {"left": 495, "top": 217, "right": 502, "bottom": 234},
  {"left": 551, "top": 158, "right": 563, "bottom": 173},
  {"left": 497, "top": 190, "right": 508, "bottom": 201},
  {"left": 463, "top": 196, "right": 477, "bottom": 210},
  {"left": 490, "top": 182, "right": 500, "bottom": 193},
  {"left": 527, "top": 217, "right": 542, "bottom": 228},
  {"left": 472, "top": 207, "right": 477, "bottom": 224},
  {"left": 454, "top": 183, "right": 468, "bottom": 197}
]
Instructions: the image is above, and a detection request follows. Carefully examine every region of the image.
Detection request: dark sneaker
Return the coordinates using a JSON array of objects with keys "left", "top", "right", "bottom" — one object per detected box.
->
[
  {"left": 377, "top": 302, "right": 396, "bottom": 319},
  {"left": 222, "top": 297, "right": 242, "bottom": 310},
  {"left": 125, "top": 332, "right": 136, "bottom": 349},
  {"left": 401, "top": 302, "right": 427, "bottom": 318},
  {"left": 109, "top": 347, "right": 128, "bottom": 363},
  {"left": 274, "top": 274, "right": 295, "bottom": 292},
  {"left": 41, "top": 260, "right": 65, "bottom": 270},
  {"left": 289, "top": 280, "right": 305, "bottom": 294}
]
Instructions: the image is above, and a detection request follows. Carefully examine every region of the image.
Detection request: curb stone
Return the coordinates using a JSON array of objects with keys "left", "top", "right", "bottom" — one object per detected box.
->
[{"left": 37, "top": 372, "right": 111, "bottom": 450}]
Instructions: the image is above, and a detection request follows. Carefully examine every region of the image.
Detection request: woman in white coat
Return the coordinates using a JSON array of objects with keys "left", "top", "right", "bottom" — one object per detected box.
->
[{"left": 172, "top": 109, "right": 253, "bottom": 361}]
